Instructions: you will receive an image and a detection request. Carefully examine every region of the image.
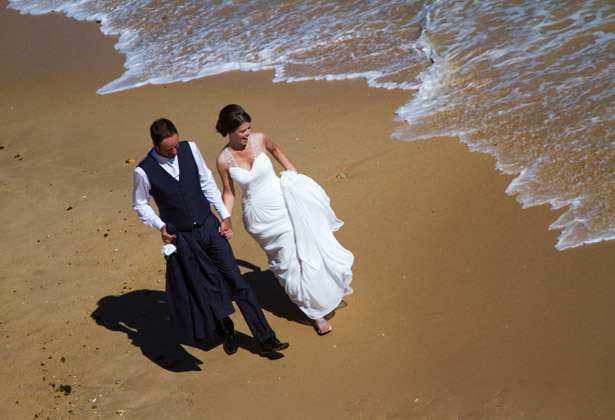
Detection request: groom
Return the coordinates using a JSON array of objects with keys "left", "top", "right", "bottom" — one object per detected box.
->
[{"left": 132, "top": 117, "right": 288, "bottom": 356}]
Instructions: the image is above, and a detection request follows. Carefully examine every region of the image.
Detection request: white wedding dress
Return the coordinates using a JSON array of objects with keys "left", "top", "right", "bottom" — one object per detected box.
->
[{"left": 224, "top": 137, "right": 353, "bottom": 320}]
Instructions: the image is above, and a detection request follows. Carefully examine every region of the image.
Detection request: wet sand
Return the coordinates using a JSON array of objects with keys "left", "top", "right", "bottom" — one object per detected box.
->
[{"left": 1, "top": 4, "right": 614, "bottom": 419}]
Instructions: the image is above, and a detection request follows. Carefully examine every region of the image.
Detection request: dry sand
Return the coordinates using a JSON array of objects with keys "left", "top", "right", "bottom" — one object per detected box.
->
[{"left": 1, "top": 4, "right": 614, "bottom": 419}]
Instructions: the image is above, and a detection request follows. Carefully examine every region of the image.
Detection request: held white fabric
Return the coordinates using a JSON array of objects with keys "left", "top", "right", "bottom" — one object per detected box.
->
[
  {"left": 132, "top": 141, "right": 230, "bottom": 230},
  {"left": 227, "top": 145, "right": 353, "bottom": 319},
  {"left": 279, "top": 170, "right": 354, "bottom": 309}
]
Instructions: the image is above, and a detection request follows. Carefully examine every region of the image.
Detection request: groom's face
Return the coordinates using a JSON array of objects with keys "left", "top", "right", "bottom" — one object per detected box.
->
[{"left": 154, "top": 133, "right": 179, "bottom": 158}]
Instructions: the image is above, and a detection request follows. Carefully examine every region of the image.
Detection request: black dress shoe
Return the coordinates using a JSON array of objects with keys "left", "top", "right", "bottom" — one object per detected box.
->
[
  {"left": 260, "top": 336, "right": 289, "bottom": 354},
  {"left": 223, "top": 334, "right": 238, "bottom": 355}
]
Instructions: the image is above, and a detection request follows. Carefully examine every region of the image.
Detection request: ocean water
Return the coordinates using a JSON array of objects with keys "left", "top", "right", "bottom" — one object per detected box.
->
[{"left": 8, "top": 0, "right": 615, "bottom": 250}]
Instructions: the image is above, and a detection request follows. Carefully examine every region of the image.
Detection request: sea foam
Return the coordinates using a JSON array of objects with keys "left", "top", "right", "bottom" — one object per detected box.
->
[{"left": 9, "top": 0, "right": 615, "bottom": 250}]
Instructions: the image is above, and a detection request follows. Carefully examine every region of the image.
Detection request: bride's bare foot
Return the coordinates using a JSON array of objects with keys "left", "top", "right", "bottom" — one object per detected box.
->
[{"left": 314, "top": 318, "right": 332, "bottom": 335}]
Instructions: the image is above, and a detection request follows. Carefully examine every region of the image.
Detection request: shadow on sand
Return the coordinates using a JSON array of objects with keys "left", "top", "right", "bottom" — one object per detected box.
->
[
  {"left": 91, "top": 289, "right": 209, "bottom": 372},
  {"left": 90, "top": 259, "right": 317, "bottom": 371},
  {"left": 236, "top": 259, "right": 310, "bottom": 325}
]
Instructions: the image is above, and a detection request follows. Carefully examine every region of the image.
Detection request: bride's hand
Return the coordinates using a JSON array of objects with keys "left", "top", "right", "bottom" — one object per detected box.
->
[{"left": 219, "top": 218, "right": 233, "bottom": 239}]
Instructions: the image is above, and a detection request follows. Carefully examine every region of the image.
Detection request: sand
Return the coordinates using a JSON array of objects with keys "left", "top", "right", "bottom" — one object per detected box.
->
[{"left": 1, "top": 4, "right": 614, "bottom": 419}]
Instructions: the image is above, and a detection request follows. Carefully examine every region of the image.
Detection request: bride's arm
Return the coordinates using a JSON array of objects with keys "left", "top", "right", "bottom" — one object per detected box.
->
[
  {"left": 216, "top": 152, "right": 236, "bottom": 213},
  {"left": 257, "top": 132, "right": 297, "bottom": 172}
]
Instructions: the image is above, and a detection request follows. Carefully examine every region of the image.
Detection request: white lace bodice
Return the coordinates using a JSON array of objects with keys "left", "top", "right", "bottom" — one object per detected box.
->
[{"left": 225, "top": 136, "right": 283, "bottom": 208}]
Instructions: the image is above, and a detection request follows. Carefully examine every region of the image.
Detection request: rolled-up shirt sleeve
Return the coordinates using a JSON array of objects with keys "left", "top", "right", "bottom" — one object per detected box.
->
[
  {"left": 189, "top": 142, "right": 231, "bottom": 220},
  {"left": 132, "top": 167, "right": 166, "bottom": 231}
]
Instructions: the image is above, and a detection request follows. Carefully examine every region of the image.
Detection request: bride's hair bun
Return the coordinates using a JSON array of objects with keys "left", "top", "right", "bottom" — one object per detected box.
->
[{"left": 215, "top": 120, "right": 228, "bottom": 137}]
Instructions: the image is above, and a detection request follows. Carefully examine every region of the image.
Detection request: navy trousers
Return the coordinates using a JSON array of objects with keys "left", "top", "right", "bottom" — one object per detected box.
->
[{"left": 166, "top": 213, "right": 275, "bottom": 345}]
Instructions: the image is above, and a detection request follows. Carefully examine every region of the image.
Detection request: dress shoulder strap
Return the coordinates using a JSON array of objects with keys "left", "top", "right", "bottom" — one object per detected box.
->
[
  {"left": 224, "top": 147, "right": 238, "bottom": 168},
  {"left": 250, "top": 135, "right": 263, "bottom": 158}
]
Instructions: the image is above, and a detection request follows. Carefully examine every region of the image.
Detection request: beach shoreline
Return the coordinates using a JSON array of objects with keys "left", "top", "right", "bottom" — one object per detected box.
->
[{"left": 1, "top": 4, "right": 614, "bottom": 419}]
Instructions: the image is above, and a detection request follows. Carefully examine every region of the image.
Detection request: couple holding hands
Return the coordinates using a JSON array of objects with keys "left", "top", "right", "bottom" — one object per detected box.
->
[{"left": 132, "top": 104, "right": 354, "bottom": 356}]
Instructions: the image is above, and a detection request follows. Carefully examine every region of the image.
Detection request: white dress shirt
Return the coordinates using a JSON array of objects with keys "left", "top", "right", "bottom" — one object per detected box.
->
[{"left": 132, "top": 141, "right": 231, "bottom": 230}]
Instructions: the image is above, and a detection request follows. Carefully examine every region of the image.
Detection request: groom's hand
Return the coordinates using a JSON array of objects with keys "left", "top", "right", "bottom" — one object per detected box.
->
[
  {"left": 219, "top": 218, "right": 233, "bottom": 240},
  {"left": 161, "top": 224, "right": 177, "bottom": 244}
]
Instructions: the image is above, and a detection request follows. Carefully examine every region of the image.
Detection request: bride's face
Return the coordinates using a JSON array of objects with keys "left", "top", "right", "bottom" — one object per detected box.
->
[{"left": 230, "top": 122, "right": 251, "bottom": 147}]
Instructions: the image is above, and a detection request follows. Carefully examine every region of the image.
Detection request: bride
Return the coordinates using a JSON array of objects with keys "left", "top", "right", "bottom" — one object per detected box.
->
[{"left": 215, "top": 104, "right": 354, "bottom": 335}]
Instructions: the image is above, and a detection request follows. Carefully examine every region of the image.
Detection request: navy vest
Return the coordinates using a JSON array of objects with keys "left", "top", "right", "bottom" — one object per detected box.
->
[{"left": 138, "top": 141, "right": 212, "bottom": 231}]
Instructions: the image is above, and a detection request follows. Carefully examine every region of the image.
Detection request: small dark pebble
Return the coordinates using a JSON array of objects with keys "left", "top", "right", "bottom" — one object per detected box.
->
[
  {"left": 104, "top": 233, "right": 109, "bottom": 237},
  {"left": 56, "top": 384, "right": 71, "bottom": 396},
  {"left": 66, "top": 206, "right": 73, "bottom": 211}
]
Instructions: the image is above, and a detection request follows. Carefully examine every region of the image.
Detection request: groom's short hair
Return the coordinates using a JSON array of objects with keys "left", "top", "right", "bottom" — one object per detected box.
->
[{"left": 150, "top": 118, "right": 178, "bottom": 145}]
